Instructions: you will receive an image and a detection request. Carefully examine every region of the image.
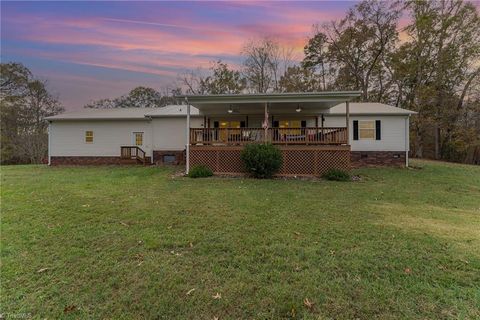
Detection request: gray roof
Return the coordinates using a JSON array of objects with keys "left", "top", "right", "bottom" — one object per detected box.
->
[
  {"left": 179, "top": 91, "right": 362, "bottom": 104},
  {"left": 46, "top": 102, "right": 415, "bottom": 121},
  {"left": 45, "top": 105, "right": 200, "bottom": 120},
  {"left": 327, "top": 103, "right": 416, "bottom": 116}
]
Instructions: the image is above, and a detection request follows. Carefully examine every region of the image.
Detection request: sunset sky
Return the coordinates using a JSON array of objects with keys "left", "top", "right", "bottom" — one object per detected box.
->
[{"left": 2, "top": 1, "right": 477, "bottom": 110}]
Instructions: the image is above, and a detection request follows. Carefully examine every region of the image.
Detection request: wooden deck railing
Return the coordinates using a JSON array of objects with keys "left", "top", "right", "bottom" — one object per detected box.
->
[
  {"left": 190, "top": 127, "right": 347, "bottom": 145},
  {"left": 121, "top": 146, "right": 146, "bottom": 164}
]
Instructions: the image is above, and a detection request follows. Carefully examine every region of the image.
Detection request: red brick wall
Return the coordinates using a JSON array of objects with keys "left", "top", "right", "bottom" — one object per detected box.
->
[
  {"left": 51, "top": 156, "right": 124, "bottom": 165},
  {"left": 153, "top": 150, "right": 185, "bottom": 165},
  {"left": 351, "top": 151, "right": 406, "bottom": 168},
  {"left": 50, "top": 156, "right": 150, "bottom": 165}
]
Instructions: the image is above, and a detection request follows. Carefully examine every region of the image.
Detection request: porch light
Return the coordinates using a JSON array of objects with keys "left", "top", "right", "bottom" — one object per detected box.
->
[
  {"left": 296, "top": 105, "right": 302, "bottom": 113},
  {"left": 228, "top": 105, "right": 233, "bottom": 114}
]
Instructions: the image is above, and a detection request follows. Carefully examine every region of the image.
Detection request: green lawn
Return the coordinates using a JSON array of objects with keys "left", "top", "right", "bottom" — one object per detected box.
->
[{"left": 1, "top": 160, "right": 479, "bottom": 319}]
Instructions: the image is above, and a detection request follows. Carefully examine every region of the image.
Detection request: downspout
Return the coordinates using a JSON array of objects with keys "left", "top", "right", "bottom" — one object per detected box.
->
[
  {"left": 405, "top": 115, "right": 409, "bottom": 167},
  {"left": 346, "top": 101, "right": 350, "bottom": 145},
  {"left": 48, "top": 121, "right": 51, "bottom": 166},
  {"left": 185, "top": 97, "right": 191, "bottom": 175},
  {"left": 148, "top": 116, "right": 154, "bottom": 164}
]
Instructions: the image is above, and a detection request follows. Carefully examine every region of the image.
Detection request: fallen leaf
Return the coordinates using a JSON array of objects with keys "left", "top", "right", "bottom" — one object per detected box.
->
[
  {"left": 189, "top": 242, "right": 194, "bottom": 248},
  {"left": 137, "top": 261, "right": 144, "bottom": 267},
  {"left": 304, "top": 298, "right": 315, "bottom": 310},
  {"left": 64, "top": 305, "right": 77, "bottom": 313},
  {"left": 37, "top": 268, "right": 49, "bottom": 273},
  {"left": 120, "top": 221, "right": 129, "bottom": 227},
  {"left": 81, "top": 204, "right": 90, "bottom": 207},
  {"left": 212, "top": 292, "right": 222, "bottom": 299},
  {"left": 404, "top": 268, "right": 412, "bottom": 274},
  {"left": 186, "top": 288, "right": 195, "bottom": 295},
  {"left": 213, "top": 317, "right": 219, "bottom": 320}
]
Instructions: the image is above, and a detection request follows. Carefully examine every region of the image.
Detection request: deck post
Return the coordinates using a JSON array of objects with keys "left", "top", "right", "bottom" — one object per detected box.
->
[
  {"left": 263, "top": 102, "right": 268, "bottom": 143},
  {"left": 185, "top": 98, "right": 191, "bottom": 175},
  {"left": 346, "top": 101, "right": 350, "bottom": 145}
]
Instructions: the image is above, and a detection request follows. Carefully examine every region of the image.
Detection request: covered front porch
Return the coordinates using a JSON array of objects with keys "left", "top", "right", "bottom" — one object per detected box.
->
[{"left": 181, "top": 92, "right": 361, "bottom": 176}]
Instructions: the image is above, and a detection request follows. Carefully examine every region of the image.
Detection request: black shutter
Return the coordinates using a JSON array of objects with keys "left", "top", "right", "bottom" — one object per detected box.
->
[
  {"left": 375, "top": 120, "right": 381, "bottom": 140},
  {"left": 301, "top": 120, "right": 307, "bottom": 128},
  {"left": 240, "top": 121, "right": 246, "bottom": 128},
  {"left": 213, "top": 121, "right": 219, "bottom": 128},
  {"left": 273, "top": 120, "right": 279, "bottom": 127},
  {"left": 353, "top": 120, "right": 359, "bottom": 140}
]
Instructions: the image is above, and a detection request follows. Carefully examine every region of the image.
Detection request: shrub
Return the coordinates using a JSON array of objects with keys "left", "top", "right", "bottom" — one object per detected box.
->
[
  {"left": 322, "top": 169, "right": 351, "bottom": 181},
  {"left": 188, "top": 165, "right": 213, "bottom": 178},
  {"left": 241, "top": 143, "right": 282, "bottom": 179}
]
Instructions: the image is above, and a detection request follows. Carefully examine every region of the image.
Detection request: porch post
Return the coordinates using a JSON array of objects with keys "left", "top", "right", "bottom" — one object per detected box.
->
[
  {"left": 185, "top": 98, "right": 191, "bottom": 175},
  {"left": 346, "top": 101, "right": 350, "bottom": 145},
  {"left": 263, "top": 102, "right": 268, "bottom": 143}
]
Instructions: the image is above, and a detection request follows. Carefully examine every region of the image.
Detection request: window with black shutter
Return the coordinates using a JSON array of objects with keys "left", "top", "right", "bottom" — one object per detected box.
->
[
  {"left": 353, "top": 120, "right": 359, "bottom": 140},
  {"left": 375, "top": 120, "right": 381, "bottom": 140}
]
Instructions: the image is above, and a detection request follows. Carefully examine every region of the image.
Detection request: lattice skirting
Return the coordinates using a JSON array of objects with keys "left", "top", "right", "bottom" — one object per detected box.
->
[{"left": 189, "top": 145, "right": 351, "bottom": 176}]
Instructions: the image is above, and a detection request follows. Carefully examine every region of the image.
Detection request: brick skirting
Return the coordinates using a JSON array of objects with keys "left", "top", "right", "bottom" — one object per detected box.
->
[
  {"left": 351, "top": 151, "right": 406, "bottom": 168},
  {"left": 153, "top": 150, "right": 185, "bottom": 165},
  {"left": 50, "top": 156, "right": 151, "bottom": 165}
]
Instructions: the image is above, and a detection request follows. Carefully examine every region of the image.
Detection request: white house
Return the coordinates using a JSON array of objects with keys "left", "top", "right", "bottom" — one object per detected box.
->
[{"left": 46, "top": 92, "right": 416, "bottom": 176}]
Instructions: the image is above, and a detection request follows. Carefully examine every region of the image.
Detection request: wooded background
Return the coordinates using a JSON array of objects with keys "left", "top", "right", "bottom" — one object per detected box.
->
[{"left": 1, "top": 0, "right": 479, "bottom": 164}]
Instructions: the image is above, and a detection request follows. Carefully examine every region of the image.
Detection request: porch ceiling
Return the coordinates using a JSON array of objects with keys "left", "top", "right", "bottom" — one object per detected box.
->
[{"left": 178, "top": 92, "right": 361, "bottom": 115}]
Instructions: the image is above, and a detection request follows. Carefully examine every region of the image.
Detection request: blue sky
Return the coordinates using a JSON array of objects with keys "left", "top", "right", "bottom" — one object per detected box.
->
[{"left": 3, "top": 1, "right": 477, "bottom": 110}]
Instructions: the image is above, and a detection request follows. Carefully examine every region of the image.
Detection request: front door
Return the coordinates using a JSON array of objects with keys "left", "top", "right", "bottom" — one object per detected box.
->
[{"left": 132, "top": 132, "right": 144, "bottom": 147}]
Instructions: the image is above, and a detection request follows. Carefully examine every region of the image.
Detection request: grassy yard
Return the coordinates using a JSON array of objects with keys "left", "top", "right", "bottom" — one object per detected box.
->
[{"left": 1, "top": 160, "right": 479, "bottom": 319}]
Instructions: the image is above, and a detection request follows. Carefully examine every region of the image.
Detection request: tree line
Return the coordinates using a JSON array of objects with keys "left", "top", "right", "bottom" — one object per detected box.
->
[{"left": 1, "top": 0, "right": 479, "bottom": 164}]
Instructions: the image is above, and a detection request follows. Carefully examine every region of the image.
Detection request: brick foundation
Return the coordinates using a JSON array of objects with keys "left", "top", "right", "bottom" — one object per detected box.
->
[
  {"left": 50, "top": 156, "right": 151, "bottom": 165},
  {"left": 351, "top": 151, "right": 406, "bottom": 168},
  {"left": 51, "top": 156, "right": 124, "bottom": 165},
  {"left": 153, "top": 150, "right": 185, "bottom": 165}
]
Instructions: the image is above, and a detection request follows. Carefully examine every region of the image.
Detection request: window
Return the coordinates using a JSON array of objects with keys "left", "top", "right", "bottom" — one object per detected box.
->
[
  {"left": 278, "top": 120, "right": 301, "bottom": 128},
  {"left": 85, "top": 131, "right": 93, "bottom": 143},
  {"left": 133, "top": 132, "right": 143, "bottom": 146},
  {"left": 219, "top": 121, "right": 241, "bottom": 128},
  {"left": 359, "top": 121, "right": 375, "bottom": 140}
]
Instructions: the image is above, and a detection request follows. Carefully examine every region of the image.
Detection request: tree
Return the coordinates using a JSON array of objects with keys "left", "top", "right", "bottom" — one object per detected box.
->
[
  {"left": 279, "top": 66, "right": 322, "bottom": 92},
  {"left": 180, "top": 60, "right": 246, "bottom": 94},
  {"left": 201, "top": 61, "right": 246, "bottom": 94},
  {"left": 393, "top": 0, "right": 480, "bottom": 159},
  {"left": 302, "top": 31, "right": 329, "bottom": 90},
  {"left": 241, "top": 37, "right": 293, "bottom": 93},
  {"left": 85, "top": 86, "right": 170, "bottom": 108},
  {"left": 305, "top": 0, "right": 401, "bottom": 101},
  {"left": 0, "top": 62, "right": 64, "bottom": 164}
]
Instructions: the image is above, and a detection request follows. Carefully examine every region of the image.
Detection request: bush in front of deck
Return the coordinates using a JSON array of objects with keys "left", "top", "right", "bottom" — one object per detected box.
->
[
  {"left": 322, "top": 168, "right": 351, "bottom": 181},
  {"left": 241, "top": 143, "right": 282, "bottom": 179},
  {"left": 188, "top": 165, "right": 213, "bottom": 178}
]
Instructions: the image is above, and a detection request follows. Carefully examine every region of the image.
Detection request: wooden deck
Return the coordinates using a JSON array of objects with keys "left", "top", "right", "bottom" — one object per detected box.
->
[{"left": 190, "top": 127, "right": 348, "bottom": 146}]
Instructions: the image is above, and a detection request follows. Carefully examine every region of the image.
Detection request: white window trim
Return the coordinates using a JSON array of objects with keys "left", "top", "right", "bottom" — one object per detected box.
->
[
  {"left": 132, "top": 131, "right": 144, "bottom": 146},
  {"left": 358, "top": 120, "right": 376, "bottom": 140},
  {"left": 85, "top": 130, "right": 94, "bottom": 144}
]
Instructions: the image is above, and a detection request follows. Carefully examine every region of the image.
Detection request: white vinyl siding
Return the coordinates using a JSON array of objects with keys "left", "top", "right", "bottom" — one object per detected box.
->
[
  {"left": 152, "top": 117, "right": 203, "bottom": 151},
  {"left": 322, "top": 115, "right": 408, "bottom": 151},
  {"left": 50, "top": 120, "right": 152, "bottom": 156}
]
